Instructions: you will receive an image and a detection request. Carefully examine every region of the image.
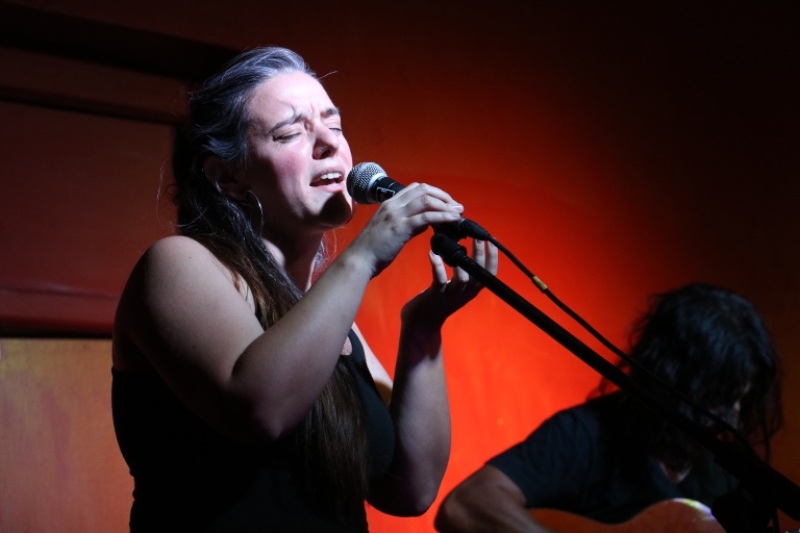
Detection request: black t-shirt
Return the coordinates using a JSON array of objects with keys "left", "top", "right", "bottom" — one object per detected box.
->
[
  {"left": 112, "top": 330, "right": 395, "bottom": 532},
  {"left": 488, "top": 393, "right": 738, "bottom": 524}
]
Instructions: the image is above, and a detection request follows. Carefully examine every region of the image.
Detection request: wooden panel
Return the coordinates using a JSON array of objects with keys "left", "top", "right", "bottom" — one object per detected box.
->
[
  {"left": 0, "top": 2, "right": 237, "bottom": 82},
  {"left": 0, "top": 46, "right": 189, "bottom": 124},
  {"left": 0, "top": 100, "right": 175, "bottom": 334}
]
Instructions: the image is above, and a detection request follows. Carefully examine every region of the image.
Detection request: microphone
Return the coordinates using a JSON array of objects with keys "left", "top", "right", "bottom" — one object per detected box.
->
[
  {"left": 346, "top": 162, "right": 491, "bottom": 240},
  {"left": 347, "top": 162, "right": 402, "bottom": 204}
]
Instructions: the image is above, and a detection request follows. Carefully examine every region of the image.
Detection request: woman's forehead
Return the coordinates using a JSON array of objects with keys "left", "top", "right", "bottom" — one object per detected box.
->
[
  {"left": 251, "top": 72, "right": 332, "bottom": 111},
  {"left": 246, "top": 73, "right": 336, "bottom": 134}
]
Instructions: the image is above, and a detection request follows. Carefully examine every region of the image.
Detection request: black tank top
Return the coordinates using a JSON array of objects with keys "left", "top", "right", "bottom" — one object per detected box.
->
[{"left": 112, "top": 330, "right": 395, "bottom": 532}]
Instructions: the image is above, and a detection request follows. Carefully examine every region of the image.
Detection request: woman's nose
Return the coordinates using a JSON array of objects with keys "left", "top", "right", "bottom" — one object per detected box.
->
[{"left": 313, "top": 127, "right": 340, "bottom": 159}]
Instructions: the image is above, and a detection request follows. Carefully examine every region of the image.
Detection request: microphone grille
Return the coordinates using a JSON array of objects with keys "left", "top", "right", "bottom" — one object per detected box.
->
[{"left": 347, "top": 162, "right": 387, "bottom": 203}]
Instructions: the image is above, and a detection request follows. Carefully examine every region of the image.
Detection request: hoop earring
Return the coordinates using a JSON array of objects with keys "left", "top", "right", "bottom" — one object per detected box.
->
[{"left": 244, "top": 190, "right": 264, "bottom": 234}]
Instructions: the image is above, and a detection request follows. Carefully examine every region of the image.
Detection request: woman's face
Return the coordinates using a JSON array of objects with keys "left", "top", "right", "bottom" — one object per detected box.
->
[{"left": 240, "top": 71, "right": 354, "bottom": 239}]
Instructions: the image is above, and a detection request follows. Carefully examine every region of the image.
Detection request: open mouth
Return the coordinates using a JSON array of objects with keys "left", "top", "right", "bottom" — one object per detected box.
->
[{"left": 310, "top": 171, "right": 344, "bottom": 188}]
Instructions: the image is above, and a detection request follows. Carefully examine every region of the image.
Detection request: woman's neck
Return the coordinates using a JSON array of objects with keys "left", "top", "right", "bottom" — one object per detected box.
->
[{"left": 262, "top": 234, "right": 323, "bottom": 292}]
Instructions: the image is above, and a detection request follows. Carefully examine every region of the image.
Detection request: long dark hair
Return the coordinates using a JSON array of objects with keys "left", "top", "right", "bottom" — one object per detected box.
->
[
  {"left": 171, "top": 46, "right": 369, "bottom": 522},
  {"left": 608, "top": 283, "right": 782, "bottom": 471}
]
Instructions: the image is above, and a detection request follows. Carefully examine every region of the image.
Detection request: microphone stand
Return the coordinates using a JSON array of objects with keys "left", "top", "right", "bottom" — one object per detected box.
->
[{"left": 431, "top": 231, "right": 800, "bottom": 530}]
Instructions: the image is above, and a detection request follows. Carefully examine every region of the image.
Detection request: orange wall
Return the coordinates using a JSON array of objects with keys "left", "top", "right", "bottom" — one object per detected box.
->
[
  {"left": 0, "top": 339, "right": 131, "bottom": 531},
  {"left": 1, "top": 2, "right": 798, "bottom": 531}
]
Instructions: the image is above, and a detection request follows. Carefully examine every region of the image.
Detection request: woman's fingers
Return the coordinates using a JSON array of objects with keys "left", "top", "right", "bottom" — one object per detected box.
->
[
  {"left": 427, "top": 239, "right": 497, "bottom": 297},
  {"left": 429, "top": 250, "right": 449, "bottom": 287},
  {"left": 393, "top": 183, "right": 464, "bottom": 221},
  {"left": 477, "top": 239, "right": 499, "bottom": 275}
]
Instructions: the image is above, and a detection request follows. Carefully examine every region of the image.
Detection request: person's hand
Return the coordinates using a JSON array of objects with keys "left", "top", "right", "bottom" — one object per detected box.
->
[
  {"left": 345, "top": 183, "right": 464, "bottom": 277},
  {"left": 401, "top": 238, "right": 498, "bottom": 330}
]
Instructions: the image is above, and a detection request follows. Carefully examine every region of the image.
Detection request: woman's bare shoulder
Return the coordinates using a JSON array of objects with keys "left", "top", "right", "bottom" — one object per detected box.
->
[
  {"left": 138, "top": 235, "right": 231, "bottom": 279},
  {"left": 147, "top": 234, "right": 214, "bottom": 260},
  {"left": 113, "top": 235, "right": 249, "bottom": 369},
  {"left": 116, "top": 235, "right": 232, "bottom": 322}
]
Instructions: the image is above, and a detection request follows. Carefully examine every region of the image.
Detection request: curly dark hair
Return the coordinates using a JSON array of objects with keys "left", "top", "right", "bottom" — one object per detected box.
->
[{"left": 609, "top": 283, "right": 782, "bottom": 471}]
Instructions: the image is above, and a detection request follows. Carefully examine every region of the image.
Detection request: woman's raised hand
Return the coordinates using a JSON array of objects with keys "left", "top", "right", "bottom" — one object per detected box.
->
[
  {"left": 346, "top": 182, "right": 465, "bottom": 277},
  {"left": 401, "top": 237, "right": 498, "bottom": 330}
]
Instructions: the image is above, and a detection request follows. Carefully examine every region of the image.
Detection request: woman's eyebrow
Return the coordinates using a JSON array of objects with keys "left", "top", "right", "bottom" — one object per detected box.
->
[
  {"left": 321, "top": 106, "right": 341, "bottom": 118},
  {"left": 264, "top": 107, "right": 341, "bottom": 135},
  {"left": 266, "top": 112, "right": 304, "bottom": 135}
]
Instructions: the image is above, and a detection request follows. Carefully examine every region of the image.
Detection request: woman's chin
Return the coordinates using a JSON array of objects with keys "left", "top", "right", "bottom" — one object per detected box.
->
[{"left": 319, "top": 194, "right": 355, "bottom": 229}]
